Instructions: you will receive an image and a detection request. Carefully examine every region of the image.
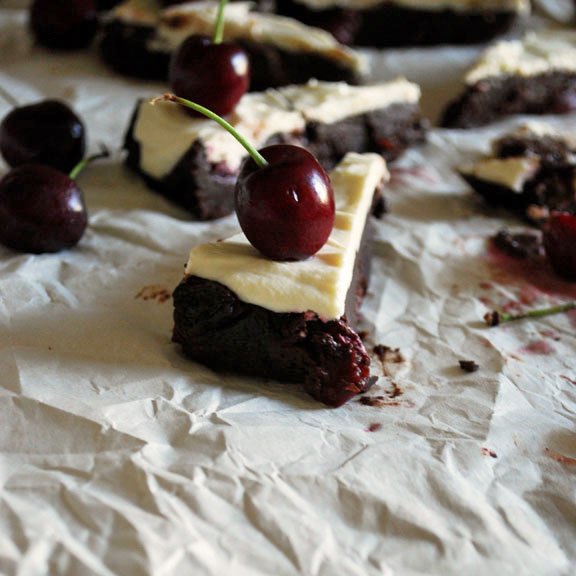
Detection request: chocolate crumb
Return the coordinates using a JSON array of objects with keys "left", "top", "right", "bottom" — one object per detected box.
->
[
  {"left": 481, "top": 447, "right": 498, "bottom": 458},
  {"left": 373, "top": 345, "right": 405, "bottom": 364},
  {"left": 493, "top": 229, "right": 544, "bottom": 260},
  {"left": 136, "top": 285, "right": 172, "bottom": 303},
  {"left": 459, "top": 360, "right": 480, "bottom": 373},
  {"left": 358, "top": 330, "right": 370, "bottom": 341},
  {"left": 484, "top": 311, "right": 501, "bottom": 326},
  {"left": 359, "top": 395, "right": 400, "bottom": 407}
]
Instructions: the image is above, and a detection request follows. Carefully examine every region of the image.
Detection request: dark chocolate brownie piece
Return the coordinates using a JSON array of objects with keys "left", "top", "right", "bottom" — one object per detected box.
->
[
  {"left": 172, "top": 153, "right": 386, "bottom": 406},
  {"left": 275, "top": 0, "right": 528, "bottom": 46},
  {"left": 460, "top": 124, "right": 576, "bottom": 222}
]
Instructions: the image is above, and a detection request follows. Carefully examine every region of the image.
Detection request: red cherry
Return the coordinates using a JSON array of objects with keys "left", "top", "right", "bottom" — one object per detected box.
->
[
  {"left": 542, "top": 213, "right": 576, "bottom": 280},
  {"left": 0, "top": 100, "right": 86, "bottom": 173},
  {"left": 30, "top": 0, "right": 98, "bottom": 51},
  {"left": 0, "top": 164, "right": 88, "bottom": 254},
  {"left": 169, "top": 35, "right": 250, "bottom": 118},
  {"left": 235, "top": 145, "right": 335, "bottom": 261}
]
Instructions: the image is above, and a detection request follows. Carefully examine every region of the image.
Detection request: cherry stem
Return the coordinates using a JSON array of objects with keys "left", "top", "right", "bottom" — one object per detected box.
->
[
  {"left": 0, "top": 85, "right": 19, "bottom": 109},
  {"left": 484, "top": 301, "right": 576, "bottom": 327},
  {"left": 151, "top": 94, "right": 268, "bottom": 168},
  {"left": 213, "top": 0, "right": 228, "bottom": 45},
  {"left": 69, "top": 146, "right": 110, "bottom": 180}
]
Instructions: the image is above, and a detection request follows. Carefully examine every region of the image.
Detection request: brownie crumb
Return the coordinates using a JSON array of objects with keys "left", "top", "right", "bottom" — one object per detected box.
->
[
  {"left": 493, "top": 229, "right": 544, "bottom": 260},
  {"left": 459, "top": 360, "right": 480, "bottom": 373},
  {"left": 481, "top": 447, "right": 498, "bottom": 458},
  {"left": 358, "top": 330, "right": 370, "bottom": 341},
  {"left": 359, "top": 395, "right": 400, "bottom": 407},
  {"left": 373, "top": 345, "right": 405, "bottom": 364},
  {"left": 136, "top": 285, "right": 172, "bottom": 303}
]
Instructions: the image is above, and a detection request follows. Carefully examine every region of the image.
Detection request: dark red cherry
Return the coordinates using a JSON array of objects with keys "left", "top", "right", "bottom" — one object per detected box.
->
[
  {"left": 235, "top": 145, "right": 335, "bottom": 261},
  {"left": 0, "top": 164, "right": 87, "bottom": 254},
  {"left": 542, "top": 213, "right": 576, "bottom": 280},
  {"left": 30, "top": 0, "right": 98, "bottom": 51},
  {"left": 169, "top": 35, "right": 250, "bottom": 118},
  {"left": 0, "top": 100, "right": 86, "bottom": 173}
]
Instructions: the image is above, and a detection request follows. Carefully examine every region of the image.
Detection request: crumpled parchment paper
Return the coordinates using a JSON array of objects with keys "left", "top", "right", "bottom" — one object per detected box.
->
[{"left": 0, "top": 3, "right": 575, "bottom": 575}]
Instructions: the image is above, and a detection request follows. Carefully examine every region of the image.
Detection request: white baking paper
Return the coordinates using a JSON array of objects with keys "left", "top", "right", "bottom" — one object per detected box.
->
[{"left": 0, "top": 3, "right": 575, "bottom": 575}]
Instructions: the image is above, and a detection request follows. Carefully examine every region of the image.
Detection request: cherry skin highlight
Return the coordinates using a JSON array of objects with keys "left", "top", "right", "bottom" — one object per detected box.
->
[
  {"left": 0, "top": 100, "right": 86, "bottom": 173},
  {"left": 169, "top": 35, "right": 250, "bottom": 118},
  {"left": 30, "top": 0, "right": 99, "bottom": 51},
  {"left": 0, "top": 164, "right": 88, "bottom": 254},
  {"left": 542, "top": 213, "right": 576, "bottom": 280},
  {"left": 235, "top": 145, "right": 335, "bottom": 261}
]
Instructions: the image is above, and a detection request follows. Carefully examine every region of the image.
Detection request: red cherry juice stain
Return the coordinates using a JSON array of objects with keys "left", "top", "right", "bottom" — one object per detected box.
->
[
  {"left": 481, "top": 447, "right": 498, "bottom": 459},
  {"left": 560, "top": 375, "right": 576, "bottom": 386},
  {"left": 545, "top": 448, "right": 576, "bottom": 467},
  {"left": 366, "top": 423, "right": 382, "bottom": 433},
  {"left": 540, "top": 330, "right": 561, "bottom": 341},
  {"left": 485, "top": 240, "right": 576, "bottom": 300},
  {"left": 389, "top": 166, "right": 439, "bottom": 186},
  {"left": 479, "top": 282, "right": 494, "bottom": 290},
  {"left": 519, "top": 340, "right": 556, "bottom": 356},
  {"left": 135, "top": 285, "right": 171, "bottom": 303}
]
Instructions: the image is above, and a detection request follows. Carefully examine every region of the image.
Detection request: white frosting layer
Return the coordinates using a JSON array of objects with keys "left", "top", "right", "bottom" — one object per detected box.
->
[
  {"left": 134, "top": 93, "right": 304, "bottom": 180},
  {"left": 184, "top": 153, "right": 388, "bottom": 320},
  {"left": 462, "top": 157, "right": 541, "bottom": 192},
  {"left": 289, "top": 0, "right": 529, "bottom": 13},
  {"left": 280, "top": 78, "right": 420, "bottom": 124},
  {"left": 466, "top": 30, "right": 576, "bottom": 84},
  {"left": 134, "top": 78, "right": 420, "bottom": 179},
  {"left": 157, "top": 1, "right": 367, "bottom": 74}
]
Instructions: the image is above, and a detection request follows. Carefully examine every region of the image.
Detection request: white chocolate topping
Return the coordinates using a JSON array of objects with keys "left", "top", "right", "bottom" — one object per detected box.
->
[
  {"left": 184, "top": 153, "right": 388, "bottom": 320},
  {"left": 461, "top": 157, "right": 541, "bottom": 193},
  {"left": 280, "top": 78, "right": 420, "bottom": 125},
  {"left": 134, "top": 93, "right": 304, "bottom": 180},
  {"left": 157, "top": 1, "right": 367, "bottom": 74},
  {"left": 466, "top": 30, "right": 576, "bottom": 85},
  {"left": 133, "top": 78, "right": 420, "bottom": 179},
  {"left": 286, "top": 0, "right": 529, "bottom": 13}
]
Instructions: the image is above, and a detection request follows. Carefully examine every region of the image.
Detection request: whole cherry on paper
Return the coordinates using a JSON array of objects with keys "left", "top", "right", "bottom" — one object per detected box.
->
[
  {"left": 0, "top": 150, "right": 107, "bottom": 254},
  {"left": 168, "top": 0, "right": 250, "bottom": 117},
  {"left": 0, "top": 100, "right": 86, "bottom": 173},
  {"left": 542, "top": 212, "right": 576, "bottom": 280},
  {"left": 30, "top": 0, "right": 99, "bottom": 51}
]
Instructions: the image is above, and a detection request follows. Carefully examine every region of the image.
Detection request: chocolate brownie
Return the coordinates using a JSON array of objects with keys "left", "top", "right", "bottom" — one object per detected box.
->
[
  {"left": 460, "top": 123, "right": 576, "bottom": 222},
  {"left": 100, "top": 0, "right": 366, "bottom": 85},
  {"left": 275, "top": 0, "right": 529, "bottom": 46},
  {"left": 172, "top": 153, "right": 388, "bottom": 406},
  {"left": 442, "top": 31, "right": 576, "bottom": 128},
  {"left": 124, "top": 79, "right": 426, "bottom": 220}
]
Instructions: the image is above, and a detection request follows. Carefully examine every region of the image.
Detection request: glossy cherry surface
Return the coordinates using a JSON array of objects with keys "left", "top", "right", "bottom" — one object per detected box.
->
[
  {"left": 0, "top": 100, "right": 86, "bottom": 173},
  {"left": 30, "top": 0, "right": 98, "bottom": 51},
  {"left": 0, "top": 164, "right": 88, "bottom": 254},
  {"left": 543, "top": 213, "right": 576, "bottom": 280},
  {"left": 235, "top": 145, "right": 335, "bottom": 261},
  {"left": 169, "top": 35, "right": 250, "bottom": 118}
]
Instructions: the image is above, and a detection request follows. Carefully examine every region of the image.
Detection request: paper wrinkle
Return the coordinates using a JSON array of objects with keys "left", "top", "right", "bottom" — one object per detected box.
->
[{"left": 1, "top": 3, "right": 576, "bottom": 575}]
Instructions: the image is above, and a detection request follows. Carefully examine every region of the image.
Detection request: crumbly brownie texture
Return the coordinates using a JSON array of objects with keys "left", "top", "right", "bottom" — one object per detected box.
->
[
  {"left": 442, "top": 31, "right": 576, "bottom": 128},
  {"left": 442, "top": 72, "right": 576, "bottom": 128},
  {"left": 124, "top": 82, "right": 425, "bottom": 220},
  {"left": 275, "top": 0, "right": 526, "bottom": 47},
  {"left": 100, "top": 0, "right": 364, "bottom": 85},
  {"left": 493, "top": 229, "right": 544, "bottom": 260},
  {"left": 461, "top": 126, "right": 576, "bottom": 222}
]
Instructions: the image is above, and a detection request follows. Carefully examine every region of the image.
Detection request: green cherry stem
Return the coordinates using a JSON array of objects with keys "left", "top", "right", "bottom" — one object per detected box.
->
[
  {"left": 0, "top": 85, "right": 19, "bottom": 109},
  {"left": 69, "top": 146, "right": 110, "bottom": 180},
  {"left": 151, "top": 93, "right": 268, "bottom": 169},
  {"left": 213, "top": 0, "right": 228, "bottom": 45},
  {"left": 484, "top": 301, "right": 576, "bottom": 327}
]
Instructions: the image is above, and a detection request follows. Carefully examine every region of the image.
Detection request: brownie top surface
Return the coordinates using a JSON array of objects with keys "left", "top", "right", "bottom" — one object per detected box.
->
[
  {"left": 183, "top": 152, "right": 388, "bottom": 320},
  {"left": 158, "top": 1, "right": 367, "bottom": 72},
  {"left": 466, "top": 30, "right": 576, "bottom": 85}
]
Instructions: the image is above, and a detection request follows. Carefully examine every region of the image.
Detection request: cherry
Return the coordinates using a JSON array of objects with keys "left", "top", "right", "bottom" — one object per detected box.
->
[
  {"left": 168, "top": 0, "right": 249, "bottom": 117},
  {"left": 30, "top": 0, "right": 99, "bottom": 51},
  {"left": 0, "top": 165, "right": 87, "bottom": 254},
  {"left": 0, "top": 100, "right": 86, "bottom": 173},
  {"left": 235, "top": 145, "right": 335, "bottom": 261},
  {"left": 542, "top": 213, "right": 576, "bottom": 280}
]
